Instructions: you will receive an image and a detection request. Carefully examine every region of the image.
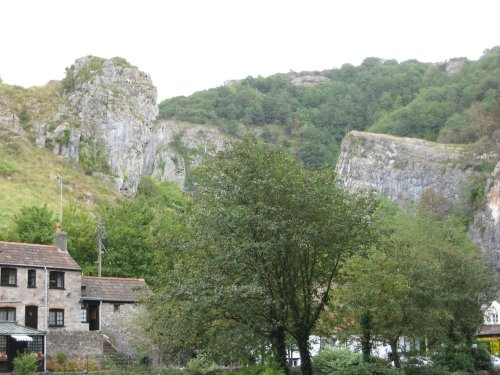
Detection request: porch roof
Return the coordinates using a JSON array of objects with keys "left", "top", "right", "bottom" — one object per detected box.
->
[
  {"left": 477, "top": 324, "right": 500, "bottom": 337},
  {"left": 0, "top": 322, "right": 45, "bottom": 336},
  {"left": 82, "top": 276, "right": 149, "bottom": 303}
]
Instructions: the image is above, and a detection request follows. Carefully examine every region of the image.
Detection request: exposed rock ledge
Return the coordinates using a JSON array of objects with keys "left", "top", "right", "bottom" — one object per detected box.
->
[{"left": 335, "top": 131, "right": 483, "bottom": 204}]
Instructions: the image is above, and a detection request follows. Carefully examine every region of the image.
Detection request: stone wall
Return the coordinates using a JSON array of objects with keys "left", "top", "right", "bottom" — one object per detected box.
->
[
  {"left": 0, "top": 266, "right": 82, "bottom": 332},
  {"left": 47, "top": 331, "right": 103, "bottom": 364},
  {"left": 101, "top": 302, "right": 150, "bottom": 361}
]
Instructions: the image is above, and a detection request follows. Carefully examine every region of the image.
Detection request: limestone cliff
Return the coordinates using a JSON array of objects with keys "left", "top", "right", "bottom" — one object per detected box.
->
[
  {"left": 336, "top": 130, "right": 500, "bottom": 269},
  {"left": 66, "top": 56, "right": 158, "bottom": 195},
  {"left": 469, "top": 163, "right": 500, "bottom": 272},
  {"left": 0, "top": 56, "right": 229, "bottom": 195},
  {"left": 335, "top": 131, "right": 485, "bottom": 204}
]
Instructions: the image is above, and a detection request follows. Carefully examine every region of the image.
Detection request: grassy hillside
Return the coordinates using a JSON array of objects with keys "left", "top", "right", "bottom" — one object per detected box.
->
[{"left": 0, "top": 126, "right": 119, "bottom": 232}]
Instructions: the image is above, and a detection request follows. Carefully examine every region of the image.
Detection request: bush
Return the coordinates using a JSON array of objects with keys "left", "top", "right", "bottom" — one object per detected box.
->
[
  {"left": 186, "top": 355, "right": 220, "bottom": 375},
  {"left": 431, "top": 342, "right": 491, "bottom": 373},
  {"left": 13, "top": 353, "right": 38, "bottom": 375},
  {"left": 313, "top": 349, "right": 399, "bottom": 375}
]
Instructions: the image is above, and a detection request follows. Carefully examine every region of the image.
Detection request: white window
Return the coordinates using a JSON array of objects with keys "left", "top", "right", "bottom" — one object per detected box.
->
[
  {"left": 493, "top": 313, "right": 499, "bottom": 323},
  {"left": 0, "top": 307, "right": 16, "bottom": 321},
  {"left": 49, "top": 309, "right": 64, "bottom": 327}
]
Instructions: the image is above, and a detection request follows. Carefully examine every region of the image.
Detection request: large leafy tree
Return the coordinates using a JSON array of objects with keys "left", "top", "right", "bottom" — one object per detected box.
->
[
  {"left": 148, "top": 136, "right": 376, "bottom": 375},
  {"left": 6, "top": 204, "right": 56, "bottom": 244},
  {"left": 325, "top": 202, "right": 496, "bottom": 367}
]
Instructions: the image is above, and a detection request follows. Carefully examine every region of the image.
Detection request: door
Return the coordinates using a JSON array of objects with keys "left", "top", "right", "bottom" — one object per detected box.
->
[
  {"left": 25, "top": 306, "right": 38, "bottom": 329},
  {"left": 89, "top": 305, "right": 99, "bottom": 331}
]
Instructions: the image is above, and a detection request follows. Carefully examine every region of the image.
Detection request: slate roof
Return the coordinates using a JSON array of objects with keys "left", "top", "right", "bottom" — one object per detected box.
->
[
  {"left": 477, "top": 324, "right": 500, "bottom": 337},
  {"left": 0, "top": 322, "right": 44, "bottom": 336},
  {"left": 0, "top": 241, "right": 81, "bottom": 271},
  {"left": 81, "top": 276, "right": 148, "bottom": 303}
]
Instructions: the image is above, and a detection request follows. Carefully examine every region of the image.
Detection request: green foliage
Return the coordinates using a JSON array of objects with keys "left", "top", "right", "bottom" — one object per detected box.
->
[
  {"left": 186, "top": 355, "right": 220, "bottom": 375},
  {"left": 6, "top": 204, "right": 56, "bottom": 244},
  {"left": 55, "top": 129, "right": 71, "bottom": 146},
  {"left": 13, "top": 353, "right": 39, "bottom": 375},
  {"left": 111, "top": 56, "right": 133, "bottom": 68},
  {"left": 147, "top": 137, "right": 376, "bottom": 375},
  {"left": 325, "top": 201, "right": 496, "bottom": 366},
  {"left": 0, "top": 160, "right": 14, "bottom": 177},
  {"left": 158, "top": 47, "right": 500, "bottom": 167},
  {"left": 78, "top": 138, "right": 111, "bottom": 175},
  {"left": 431, "top": 342, "right": 492, "bottom": 373},
  {"left": 100, "top": 177, "right": 187, "bottom": 280},
  {"left": 63, "top": 204, "right": 98, "bottom": 275},
  {"left": 313, "top": 349, "right": 398, "bottom": 375}
]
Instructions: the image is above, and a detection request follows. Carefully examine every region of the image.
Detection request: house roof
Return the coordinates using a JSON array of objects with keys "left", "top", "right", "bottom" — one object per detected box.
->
[
  {"left": 477, "top": 324, "right": 500, "bottom": 337},
  {"left": 0, "top": 322, "right": 45, "bottom": 336},
  {"left": 0, "top": 241, "right": 81, "bottom": 271},
  {"left": 81, "top": 276, "right": 148, "bottom": 303}
]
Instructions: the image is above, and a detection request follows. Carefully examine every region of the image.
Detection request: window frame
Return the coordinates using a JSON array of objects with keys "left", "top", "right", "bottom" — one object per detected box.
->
[
  {"left": 48, "top": 309, "right": 64, "bottom": 327},
  {"left": 0, "top": 267, "right": 17, "bottom": 286},
  {"left": 49, "top": 271, "right": 65, "bottom": 289},
  {"left": 0, "top": 307, "right": 16, "bottom": 322},
  {"left": 27, "top": 269, "right": 37, "bottom": 288},
  {"left": 80, "top": 307, "right": 89, "bottom": 323}
]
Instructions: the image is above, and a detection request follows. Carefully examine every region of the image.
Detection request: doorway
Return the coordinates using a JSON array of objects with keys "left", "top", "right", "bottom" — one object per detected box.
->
[{"left": 25, "top": 306, "right": 38, "bottom": 330}]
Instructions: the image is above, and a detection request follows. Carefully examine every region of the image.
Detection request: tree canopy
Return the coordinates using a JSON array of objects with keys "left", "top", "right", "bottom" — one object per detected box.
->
[{"left": 146, "top": 136, "right": 377, "bottom": 375}]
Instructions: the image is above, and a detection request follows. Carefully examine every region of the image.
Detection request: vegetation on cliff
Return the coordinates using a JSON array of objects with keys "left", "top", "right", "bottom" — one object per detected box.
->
[{"left": 159, "top": 47, "right": 500, "bottom": 167}]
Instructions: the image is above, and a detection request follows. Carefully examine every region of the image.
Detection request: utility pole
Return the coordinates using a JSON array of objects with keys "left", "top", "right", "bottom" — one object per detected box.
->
[
  {"left": 50, "top": 174, "right": 64, "bottom": 225},
  {"left": 57, "top": 175, "right": 63, "bottom": 225},
  {"left": 97, "top": 215, "right": 104, "bottom": 277}
]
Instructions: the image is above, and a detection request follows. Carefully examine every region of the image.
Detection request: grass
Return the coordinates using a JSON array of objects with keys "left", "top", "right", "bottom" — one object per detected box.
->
[{"left": 0, "top": 127, "right": 119, "bottom": 232}]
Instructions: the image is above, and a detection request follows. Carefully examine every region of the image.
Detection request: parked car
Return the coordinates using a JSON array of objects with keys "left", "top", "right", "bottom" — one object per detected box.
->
[{"left": 491, "top": 355, "right": 500, "bottom": 368}]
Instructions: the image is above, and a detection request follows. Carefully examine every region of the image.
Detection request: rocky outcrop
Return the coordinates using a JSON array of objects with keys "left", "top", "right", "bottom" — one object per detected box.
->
[
  {"left": 469, "top": 163, "right": 500, "bottom": 272},
  {"left": 336, "top": 131, "right": 481, "bottom": 204},
  {"left": 67, "top": 56, "right": 158, "bottom": 195},
  {"left": 149, "top": 121, "right": 230, "bottom": 190},
  {"left": 336, "top": 130, "right": 500, "bottom": 271},
  {"left": 291, "top": 75, "right": 331, "bottom": 86}
]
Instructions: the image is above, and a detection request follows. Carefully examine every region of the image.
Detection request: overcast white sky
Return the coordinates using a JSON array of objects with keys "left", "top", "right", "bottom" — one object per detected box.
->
[{"left": 1, "top": 0, "right": 499, "bottom": 101}]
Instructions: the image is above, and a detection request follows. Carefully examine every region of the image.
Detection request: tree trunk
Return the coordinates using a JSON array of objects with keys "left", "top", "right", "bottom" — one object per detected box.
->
[
  {"left": 296, "top": 333, "right": 312, "bottom": 375},
  {"left": 270, "top": 325, "right": 289, "bottom": 374},
  {"left": 389, "top": 339, "right": 400, "bottom": 368},
  {"left": 360, "top": 311, "right": 373, "bottom": 362}
]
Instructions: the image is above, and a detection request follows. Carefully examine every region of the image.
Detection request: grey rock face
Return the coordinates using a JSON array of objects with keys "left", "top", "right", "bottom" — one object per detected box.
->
[
  {"left": 337, "top": 130, "right": 500, "bottom": 271},
  {"left": 291, "top": 75, "right": 331, "bottom": 87},
  {"left": 469, "top": 162, "right": 500, "bottom": 272},
  {"left": 0, "top": 97, "right": 25, "bottom": 136},
  {"left": 149, "top": 121, "right": 230, "bottom": 190},
  {"left": 68, "top": 56, "right": 158, "bottom": 195},
  {"left": 336, "top": 131, "right": 477, "bottom": 204}
]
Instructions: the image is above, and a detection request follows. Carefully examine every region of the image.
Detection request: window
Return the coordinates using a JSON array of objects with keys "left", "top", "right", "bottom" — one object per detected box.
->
[
  {"left": 493, "top": 313, "right": 499, "bottom": 323},
  {"left": 81, "top": 307, "right": 88, "bottom": 323},
  {"left": 27, "top": 270, "right": 36, "bottom": 288},
  {"left": 49, "top": 271, "right": 64, "bottom": 289},
  {"left": 48, "top": 309, "right": 64, "bottom": 327},
  {"left": 0, "top": 307, "right": 16, "bottom": 321},
  {"left": 113, "top": 304, "right": 121, "bottom": 313},
  {"left": 1, "top": 267, "right": 17, "bottom": 286}
]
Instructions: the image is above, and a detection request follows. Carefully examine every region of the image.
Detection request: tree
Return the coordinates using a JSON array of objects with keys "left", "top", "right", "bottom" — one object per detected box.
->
[
  {"left": 327, "top": 202, "right": 496, "bottom": 367},
  {"left": 148, "top": 136, "right": 376, "bottom": 375},
  {"left": 63, "top": 204, "right": 98, "bottom": 275},
  {"left": 9, "top": 205, "right": 56, "bottom": 244}
]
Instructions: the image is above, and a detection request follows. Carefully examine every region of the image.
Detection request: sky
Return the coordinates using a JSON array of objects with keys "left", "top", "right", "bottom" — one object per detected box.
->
[{"left": 1, "top": 0, "right": 499, "bottom": 101}]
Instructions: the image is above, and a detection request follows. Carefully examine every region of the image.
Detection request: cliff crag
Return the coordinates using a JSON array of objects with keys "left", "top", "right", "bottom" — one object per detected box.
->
[{"left": 336, "top": 130, "right": 499, "bottom": 270}]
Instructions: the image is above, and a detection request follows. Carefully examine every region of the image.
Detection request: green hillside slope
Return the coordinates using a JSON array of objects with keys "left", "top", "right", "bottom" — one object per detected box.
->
[{"left": 0, "top": 126, "right": 119, "bottom": 232}]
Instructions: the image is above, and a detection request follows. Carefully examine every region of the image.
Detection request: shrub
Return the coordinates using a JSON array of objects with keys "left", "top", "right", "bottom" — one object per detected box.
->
[
  {"left": 13, "top": 353, "right": 38, "bottom": 375},
  {"left": 186, "top": 355, "right": 220, "bottom": 375},
  {"left": 431, "top": 342, "right": 491, "bottom": 373},
  {"left": 313, "top": 349, "right": 398, "bottom": 375}
]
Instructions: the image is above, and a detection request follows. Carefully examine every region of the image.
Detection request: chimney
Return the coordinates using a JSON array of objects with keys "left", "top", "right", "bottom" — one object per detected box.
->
[{"left": 54, "top": 223, "right": 68, "bottom": 252}]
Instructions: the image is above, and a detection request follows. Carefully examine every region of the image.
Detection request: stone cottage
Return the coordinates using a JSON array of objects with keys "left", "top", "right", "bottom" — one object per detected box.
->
[{"left": 0, "top": 224, "right": 149, "bottom": 372}]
